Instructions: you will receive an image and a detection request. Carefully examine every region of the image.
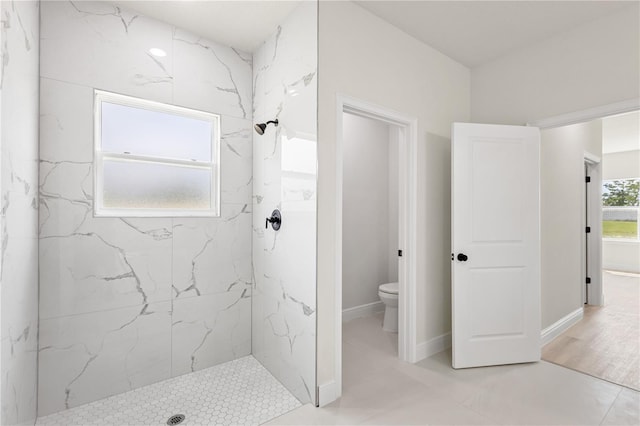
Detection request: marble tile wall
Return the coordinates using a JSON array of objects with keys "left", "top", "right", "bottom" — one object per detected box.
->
[
  {"left": 252, "top": 1, "right": 318, "bottom": 404},
  {"left": 38, "top": 1, "right": 252, "bottom": 417},
  {"left": 0, "top": 1, "right": 40, "bottom": 425}
]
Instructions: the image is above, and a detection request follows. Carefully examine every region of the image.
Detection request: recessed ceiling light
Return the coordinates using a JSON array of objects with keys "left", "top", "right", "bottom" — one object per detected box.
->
[{"left": 149, "top": 48, "right": 167, "bottom": 57}]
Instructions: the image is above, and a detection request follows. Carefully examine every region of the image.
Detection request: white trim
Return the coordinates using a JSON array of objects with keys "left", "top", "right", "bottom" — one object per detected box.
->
[
  {"left": 342, "top": 301, "right": 384, "bottom": 323},
  {"left": 95, "top": 89, "right": 219, "bottom": 122},
  {"left": 416, "top": 333, "right": 452, "bottom": 362},
  {"left": 584, "top": 151, "right": 601, "bottom": 165},
  {"left": 335, "top": 94, "right": 419, "bottom": 403},
  {"left": 584, "top": 158, "right": 604, "bottom": 306},
  {"left": 541, "top": 307, "right": 584, "bottom": 346},
  {"left": 602, "top": 238, "right": 640, "bottom": 244},
  {"left": 528, "top": 98, "right": 640, "bottom": 129},
  {"left": 334, "top": 103, "right": 344, "bottom": 404},
  {"left": 101, "top": 152, "right": 214, "bottom": 169},
  {"left": 317, "top": 381, "right": 337, "bottom": 407}
]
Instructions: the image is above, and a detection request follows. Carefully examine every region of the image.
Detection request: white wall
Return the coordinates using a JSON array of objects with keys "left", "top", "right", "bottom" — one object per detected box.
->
[
  {"left": 603, "top": 150, "right": 640, "bottom": 180},
  {"left": 388, "top": 127, "right": 399, "bottom": 280},
  {"left": 342, "top": 113, "right": 397, "bottom": 310},
  {"left": 251, "top": 1, "right": 317, "bottom": 404},
  {"left": 540, "top": 120, "right": 602, "bottom": 329},
  {"left": 471, "top": 4, "right": 640, "bottom": 125},
  {"left": 317, "top": 0, "right": 470, "bottom": 386},
  {"left": 603, "top": 241, "right": 640, "bottom": 273},
  {"left": 0, "top": 2, "right": 40, "bottom": 424},
  {"left": 38, "top": 1, "right": 253, "bottom": 416}
]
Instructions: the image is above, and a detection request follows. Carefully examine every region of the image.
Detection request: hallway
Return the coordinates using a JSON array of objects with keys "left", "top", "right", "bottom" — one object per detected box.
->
[{"left": 543, "top": 270, "right": 640, "bottom": 391}]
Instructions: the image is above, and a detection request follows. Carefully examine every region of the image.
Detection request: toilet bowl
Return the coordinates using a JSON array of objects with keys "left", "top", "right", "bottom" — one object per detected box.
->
[{"left": 378, "top": 282, "right": 399, "bottom": 332}]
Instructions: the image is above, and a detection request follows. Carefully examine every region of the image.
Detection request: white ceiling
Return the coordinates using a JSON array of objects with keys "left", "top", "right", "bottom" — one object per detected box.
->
[
  {"left": 355, "top": 0, "right": 635, "bottom": 67},
  {"left": 603, "top": 111, "right": 640, "bottom": 154},
  {"left": 110, "top": 1, "right": 301, "bottom": 53},
  {"left": 111, "top": 1, "right": 636, "bottom": 67}
]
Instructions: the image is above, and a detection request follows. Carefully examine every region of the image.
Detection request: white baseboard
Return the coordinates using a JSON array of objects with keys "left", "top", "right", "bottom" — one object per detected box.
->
[
  {"left": 541, "top": 307, "right": 584, "bottom": 346},
  {"left": 416, "top": 332, "right": 452, "bottom": 362},
  {"left": 317, "top": 381, "right": 338, "bottom": 407},
  {"left": 413, "top": 312, "right": 583, "bottom": 362},
  {"left": 342, "top": 301, "right": 384, "bottom": 323}
]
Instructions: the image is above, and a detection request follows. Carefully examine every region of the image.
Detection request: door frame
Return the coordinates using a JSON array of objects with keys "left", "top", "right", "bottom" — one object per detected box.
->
[
  {"left": 529, "top": 97, "right": 640, "bottom": 307},
  {"left": 583, "top": 154, "right": 603, "bottom": 305},
  {"left": 529, "top": 98, "right": 640, "bottom": 129},
  {"left": 334, "top": 94, "right": 418, "bottom": 395}
]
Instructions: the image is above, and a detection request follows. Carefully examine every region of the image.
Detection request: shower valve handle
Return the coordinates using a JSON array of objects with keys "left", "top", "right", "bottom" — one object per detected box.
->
[{"left": 265, "top": 209, "right": 282, "bottom": 231}]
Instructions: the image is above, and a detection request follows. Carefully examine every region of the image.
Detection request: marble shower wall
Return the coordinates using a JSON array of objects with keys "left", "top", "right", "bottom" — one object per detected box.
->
[
  {"left": 38, "top": 1, "right": 252, "bottom": 417},
  {"left": 252, "top": 2, "right": 318, "bottom": 404},
  {"left": 0, "top": 1, "right": 40, "bottom": 425}
]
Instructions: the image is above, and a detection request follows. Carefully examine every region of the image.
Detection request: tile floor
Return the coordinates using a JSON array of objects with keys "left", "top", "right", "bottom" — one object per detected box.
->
[
  {"left": 34, "top": 313, "right": 640, "bottom": 426},
  {"left": 36, "top": 356, "right": 301, "bottom": 426},
  {"left": 267, "top": 313, "right": 640, "bottom": 425}
]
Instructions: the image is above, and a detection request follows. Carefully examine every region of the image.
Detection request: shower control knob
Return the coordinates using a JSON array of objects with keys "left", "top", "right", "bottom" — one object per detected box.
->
[{"left": 265, "top": 209, "right": 282, "bottom": 231}]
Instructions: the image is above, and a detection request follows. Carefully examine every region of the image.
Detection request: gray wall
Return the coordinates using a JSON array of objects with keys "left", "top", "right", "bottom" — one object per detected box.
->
[
  {"left": 342, "top": 113, "right": 398, "bottom": 310},
  {"left": 540, "top": 120, "right": 602, "bottom": 329},
  {"left": 603, "top": 150, "right": 640, "bottom": 180},
  {"left": 0, "top": 1, "right": 40, "bottom": 424},
  {"left": 471, "top": 3, "right": 640, "bottom": 125},
  {"left": 38, "top": 1, "right": 252, "bottom": 416}
]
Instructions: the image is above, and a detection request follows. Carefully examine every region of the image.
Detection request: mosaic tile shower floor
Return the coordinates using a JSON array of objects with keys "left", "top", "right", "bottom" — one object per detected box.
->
[{"left": 36, "top": 356, "right": 302, "bottom": 426}]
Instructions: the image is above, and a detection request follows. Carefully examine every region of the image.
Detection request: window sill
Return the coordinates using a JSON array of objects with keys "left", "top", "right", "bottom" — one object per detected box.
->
[{"left": 602, "top": 238, "right": 640, "bottom": 244}]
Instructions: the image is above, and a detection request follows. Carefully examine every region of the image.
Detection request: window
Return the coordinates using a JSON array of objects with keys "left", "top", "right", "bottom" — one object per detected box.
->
[
  {"left": 94, "top": 90, "right": 220, "bottom": 217},
  {"left": 602, "top": 178, "right": 639, "bottom": 240}
]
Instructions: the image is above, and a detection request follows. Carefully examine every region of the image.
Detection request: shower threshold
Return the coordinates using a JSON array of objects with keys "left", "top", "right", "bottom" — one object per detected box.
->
[{"left": 36, "top": 356, "right": 301, "bottom": 426}]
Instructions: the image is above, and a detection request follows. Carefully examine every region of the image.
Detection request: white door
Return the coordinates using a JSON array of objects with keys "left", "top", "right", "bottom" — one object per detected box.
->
[{"left": 451, "top": 122, "right": 541, "bottom": 369}]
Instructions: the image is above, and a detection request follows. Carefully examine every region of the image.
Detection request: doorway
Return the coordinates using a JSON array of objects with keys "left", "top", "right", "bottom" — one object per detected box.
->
[
  {"left": 538, "top": 106, "right": 640, "bottom": 391},
  {"left": 333, "top": 95, "right": 418, "bottom": 400},
  {"left": 341, "top": 112, "right": 400, "bottom": 332}
]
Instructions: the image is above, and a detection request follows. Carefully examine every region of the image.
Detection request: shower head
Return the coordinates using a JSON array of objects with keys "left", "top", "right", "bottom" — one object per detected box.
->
[{"left": 254, "top": 119, "right": 279, "bottom": 135}]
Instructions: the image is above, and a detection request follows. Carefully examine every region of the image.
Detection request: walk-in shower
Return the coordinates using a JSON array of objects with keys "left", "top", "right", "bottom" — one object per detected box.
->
[{"left": 0, "top": 1, "right": 317, "bottom": 425}]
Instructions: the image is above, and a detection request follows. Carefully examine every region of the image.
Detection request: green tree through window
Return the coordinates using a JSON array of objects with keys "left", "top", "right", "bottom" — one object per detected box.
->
[{"left": 603, "top": 179, "right": 640, "bottom": 207}]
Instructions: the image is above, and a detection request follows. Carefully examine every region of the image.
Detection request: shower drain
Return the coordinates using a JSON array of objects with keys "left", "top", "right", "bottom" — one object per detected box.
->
[{"left": 167, "top": 414, "right": 186, "bottom": 425}]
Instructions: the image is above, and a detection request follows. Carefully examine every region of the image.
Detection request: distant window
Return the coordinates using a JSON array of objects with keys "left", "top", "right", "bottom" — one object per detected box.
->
[
  {"left": 602, "top": 178, "right": 639, "bottom": 240},
  {"left": 94, "top": 90, "right": 220, "bottom": 217}
]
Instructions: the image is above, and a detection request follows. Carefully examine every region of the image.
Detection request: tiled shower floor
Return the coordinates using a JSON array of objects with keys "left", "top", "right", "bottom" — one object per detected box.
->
[{"left": 36, "top": 356, "right": 302, "bottom": 426}]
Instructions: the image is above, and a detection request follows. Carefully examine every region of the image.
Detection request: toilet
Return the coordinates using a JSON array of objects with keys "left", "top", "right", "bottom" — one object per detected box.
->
[{"left": 378, "top": 282, "right": 399, "bottom": 332}]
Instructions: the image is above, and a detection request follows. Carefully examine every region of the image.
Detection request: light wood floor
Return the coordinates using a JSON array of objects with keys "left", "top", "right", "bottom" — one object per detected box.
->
[{"left": 543, "top": 270, "right": 640, "bottom": 391}]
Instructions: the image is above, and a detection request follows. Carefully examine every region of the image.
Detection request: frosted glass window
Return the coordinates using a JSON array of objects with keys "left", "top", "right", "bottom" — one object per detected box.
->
[
  {"left": 94, "top": 90, "right": 220, "bottom": 217},
  {"left": 103, "top": 160, "right": 211, "bottom": 210}
]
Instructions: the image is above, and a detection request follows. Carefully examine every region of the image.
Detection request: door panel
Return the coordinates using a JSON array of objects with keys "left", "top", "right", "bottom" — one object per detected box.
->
[
  {"left": 452, "top": 123, "right": 541, "bottom": 369},
  {"left": 471, "top": 140, "right": 525, "bottom": 242},
  {"left": 470, "top": 268, "right": 525, "bottom": 338}
]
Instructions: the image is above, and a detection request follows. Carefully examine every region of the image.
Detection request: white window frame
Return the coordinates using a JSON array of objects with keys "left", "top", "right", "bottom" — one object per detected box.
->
[{"left": 94, "top": 90, "right": 220, "bottom": 217}]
